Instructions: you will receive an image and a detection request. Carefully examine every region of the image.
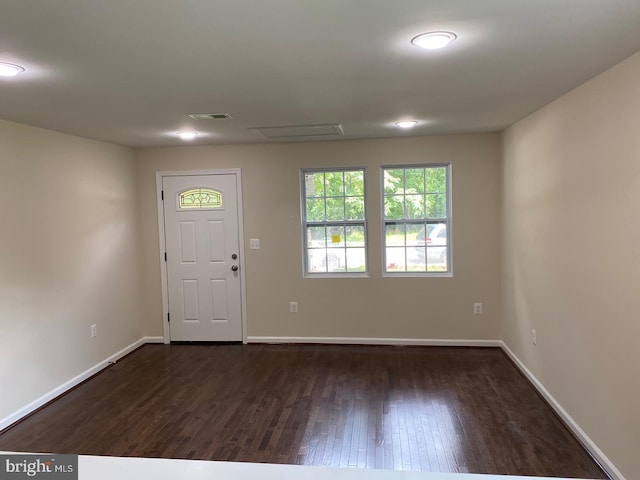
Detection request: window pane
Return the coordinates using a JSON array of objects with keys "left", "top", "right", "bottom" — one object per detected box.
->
[
  {"left": 346, "top": 248, "right": 366, "bottom": 272},
  {"left": 325, "top": 171, "right": 344, "bottom": 196},
  {"left": 414, "top": 244, "right": 427, "bottom": 266},
  {"left": 405, "top": 194, "right": 425, "bottom": 218},
  {"left": 385, "top": 223, "right": 405, "bottom": 246},
  {"left": 386, "top": 223, "right": 430, "bottom": 272},
  {"left": 325, "top": 197, "right": 345, "bottom": 221},
  {"left": 345, "top": 196, "right": 365, "bottom": 221},
  {"left": 423, "top": 223, "right": 447, "bottom": 245},
  {"left": 382, "top": 165, "right": 450, "bottom": 275},
  {"left": 426, "top": 193, "right": 447, "bottom": 218},
  {"left": 346, "top": 225, "right": 365, "bottom": 247},
  {"left": 426, "top": 167, "right": 446, "bottom": 193},
  {"left": 306, "top": 198, "right": 325, "bottom": 221},
  {"left": 304, "top": 172, "right": 324, "bottom": 198},
  {"left": 307, "top": 226, "right": 327, "bottom": 247},
  {"left": 326, "top": 248, "right": 346, "bottom": 272},
  {"left": 405, "top": 224, "right": 424, "bottom": 247},
  {"left": 384, "top": 195, "right": 404, "bottom": 219},
  {"left": 427, "top": 246, "right": 448, "bottom": 271},
  {"left": 179, "top": 188, "right": 222, "bottom": 209},
  {"left": 407, "top": 224, "right": 427, "bottom": 271},
  {"left": 386, "top": 247, "right": 406, "bottom": 271},
  {"left": 302, "top": 168, "right": 367, "bottom": 275},
  {"left": 405, "top": 168, "right": 425, "bottom": 192},
  {"left": 384, "top": 169, "right": 404, "bottom": 195},
  {"left": 327, "top": 226, "right": 345, "bottom": 247},
  {"left": 308, "top": 249, "right": 327, "bottom": 273},
  {"left": 344, "top": 170, "right": 364, "bottom": 196},
  {"left": 408, "top": 253, "right": 427, "bottom": 272},
  {"left": 435, "top": 193, "right": 447, "bottom": 217},
  {"left": 424, "top": 223, "right": 447, "bottom": 270}
]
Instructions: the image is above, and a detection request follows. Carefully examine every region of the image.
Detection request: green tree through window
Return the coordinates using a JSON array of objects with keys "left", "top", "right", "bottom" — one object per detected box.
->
[
  {"left": 302, "top": 168, "right": 367, "bottom": 275},
  {"left": 383, "top": 165, "right": 450, "bottom": 274}
]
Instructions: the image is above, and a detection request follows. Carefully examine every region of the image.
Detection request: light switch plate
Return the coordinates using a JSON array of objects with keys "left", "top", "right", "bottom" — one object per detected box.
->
[{"left": 249, "top": 238, "right": 260, "bottom": 250}]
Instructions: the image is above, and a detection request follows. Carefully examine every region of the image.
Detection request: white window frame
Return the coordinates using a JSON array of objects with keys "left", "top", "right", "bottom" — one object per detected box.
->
[
  {"left": 301, "top": 167, "right": 368, "bottom": 278},
  {"left": 381, "top": 163, "right": 452, "bottom": 277}
]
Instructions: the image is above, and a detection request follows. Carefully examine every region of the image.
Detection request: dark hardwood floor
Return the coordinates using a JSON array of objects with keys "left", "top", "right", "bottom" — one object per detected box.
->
[{"left": 0, "top": 344, "right": 606, "bottom": 478}]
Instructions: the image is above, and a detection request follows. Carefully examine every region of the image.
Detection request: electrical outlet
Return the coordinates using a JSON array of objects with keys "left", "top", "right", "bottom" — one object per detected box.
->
[
  {"left": 473, "top": 302, "right": 483, "bottom": 315},
  {"left": 531, "top": 329, "right": 537, "bottom": 345},
  {"left": 90, "top": 324, "right": 97, "bottom": 338},
  {"left": 290, "top": 301, "right": 298, "bottom": 313}
]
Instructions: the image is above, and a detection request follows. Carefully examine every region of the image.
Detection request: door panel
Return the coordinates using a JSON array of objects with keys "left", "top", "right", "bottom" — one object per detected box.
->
[
  {"left": 208, "top": 221, "right": 226, "bottom": 262},
  {"left": 163, "top": 174, "right": 242, "bottom": 341},
  {"left": 179, "top": 222, "right": 197, "bottom": 263},
  {"left": 211, "top": 280, "right": 228, "bottom": 319},
  {"left": 182, "top": 280, "right": 199, "bottom": 321}
]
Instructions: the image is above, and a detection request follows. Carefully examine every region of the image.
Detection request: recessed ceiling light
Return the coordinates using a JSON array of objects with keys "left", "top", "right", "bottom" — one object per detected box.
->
[
  {"left": 0, "top": 62, "right": 25, "bottom": 77},
  {"left": 177, "top": 131, "right": 198, "bottom": 140},
  {"left": 395, "top": 121, "right": 419, "bottom": 129},
  {"left": 411, "top": 31, "right": 457, "bottom": 50}
]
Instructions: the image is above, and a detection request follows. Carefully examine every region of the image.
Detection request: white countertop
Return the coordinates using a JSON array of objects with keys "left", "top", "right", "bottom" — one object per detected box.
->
[
  {"left": 78, "top": 455, "right": 585, "bottom": 480},
  {"left": 0, "top": 452, "right": 591, "bottom": 480}
]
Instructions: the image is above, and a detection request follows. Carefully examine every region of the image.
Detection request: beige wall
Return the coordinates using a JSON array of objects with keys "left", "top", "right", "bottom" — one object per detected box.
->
[
  {"left": 3, "top": 44, "right": 639, "bottom": 476},
  {"left": 135, "top": 134, "right": 502, "bottom": 341},
  {"left": 0, "top": 120, "right": 142, "bottom": 422},
  {"left": 2, "top": 47, "right": 639, "bottom": 476},
  {"left": 502, "top": 51, "right": 640, "bottom": 479}
]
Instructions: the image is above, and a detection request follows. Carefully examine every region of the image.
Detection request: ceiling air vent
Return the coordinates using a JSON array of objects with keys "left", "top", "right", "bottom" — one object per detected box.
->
[
  {"left": 250, "top": 123, "right": 344, "bottom": 138},
  {"left": 188, "top": 113, "right": 233, "bottom": 119}
]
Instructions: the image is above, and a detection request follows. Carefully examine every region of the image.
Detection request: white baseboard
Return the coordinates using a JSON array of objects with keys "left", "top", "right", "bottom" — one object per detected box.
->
[
  {"left": 499, "top": 341, "right": 623, "bottom": 480},
  {"left": 142, "top": 336, "right": 164, "bottom": 344},
  {"left": 0, "top": 337, "right": 150, "bottom": 432},
  {"left": 247, "top": 336, "right": 501, "bottom": 347}
]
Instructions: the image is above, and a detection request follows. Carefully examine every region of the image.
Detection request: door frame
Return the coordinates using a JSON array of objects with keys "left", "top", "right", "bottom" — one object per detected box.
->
[{"left": 156, "top": 169, "right": 248, "bottom": 344}]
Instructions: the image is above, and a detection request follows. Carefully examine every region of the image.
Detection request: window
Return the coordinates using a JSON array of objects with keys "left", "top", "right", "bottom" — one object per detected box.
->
[
  {"left": 302, "top": 168, "right": 367, "bottom": 275},
  {"left": 179, "top": 188, "right": 222, "bottom": 209},
  {"left": 382, "top": 164, "right": 451, "bottom": 275}
]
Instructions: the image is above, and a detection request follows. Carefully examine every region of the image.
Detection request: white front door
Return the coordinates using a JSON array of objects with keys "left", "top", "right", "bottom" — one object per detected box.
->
[{"left": 162, "top": 173, "right": 243, "bottom": 341}]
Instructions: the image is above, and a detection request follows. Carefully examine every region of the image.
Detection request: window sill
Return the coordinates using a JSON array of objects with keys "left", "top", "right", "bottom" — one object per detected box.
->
[
  {"left": 304, "top": 272, "right": 370, "bottom": 279},
  {"left": 382, "top": 271, "right": 453, "bottom": 278}
]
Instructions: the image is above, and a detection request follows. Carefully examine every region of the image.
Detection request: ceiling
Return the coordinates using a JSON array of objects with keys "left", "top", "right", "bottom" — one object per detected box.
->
[{"left": 1, "top": 0, "right": 639, "bottom": 147}]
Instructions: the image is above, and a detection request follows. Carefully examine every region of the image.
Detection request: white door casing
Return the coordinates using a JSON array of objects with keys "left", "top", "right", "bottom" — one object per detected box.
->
[{"left": 159, "top": 172, "right": 244, "bottom": 342}]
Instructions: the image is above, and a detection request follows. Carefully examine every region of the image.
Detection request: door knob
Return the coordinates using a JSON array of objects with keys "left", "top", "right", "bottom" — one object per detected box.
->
[{"left": 231, "top": 265, "right": 239, "bottom": 272}]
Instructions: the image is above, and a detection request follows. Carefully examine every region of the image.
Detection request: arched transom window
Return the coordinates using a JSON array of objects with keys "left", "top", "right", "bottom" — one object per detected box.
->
[{"left": 178, "top": 188, "right": 223, "bottom": 209}]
